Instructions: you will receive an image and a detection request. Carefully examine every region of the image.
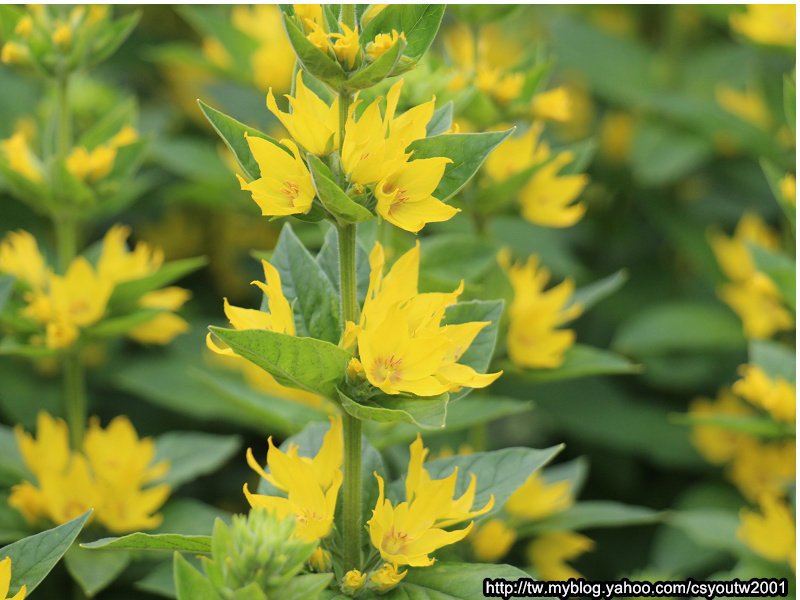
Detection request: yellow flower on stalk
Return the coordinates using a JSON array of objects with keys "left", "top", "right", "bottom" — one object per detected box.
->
[
  {"left": 689, "top": 388, "right": 753, "bottom": 465},
  {"left": 368, "top": 435, "right": 493, "bottom": 567},
  {"left": 127, "top": 287, "right": 191, "bottom": 345},
  {"left": 237, "top": 137, "right": 316, "bottom": 217},
  {"left": 779, "top": 174, "right": 795, "bottom": 205},
  {"left": 520, "top": 151, "right": 588, "bottom": 227},
  {"left": 716, "top": 85, "right": 772, "bottom": 130},
  {"left": 97, "top": 224, "right": 164, "bottom": 285},
  {"left": 483, "top": 123, "right": 549, "bottom": 183},
  {"left": 306, "top": 21, "right": 332, "bottom": 54},
  {"left": 728, "top": 438, "right": 794, "bottom": 502},
  {"left": 66, "top": 126, "right": 138, "bottom": 183},
  {"left": 732, "top": 364, "right": 795, "bottom": 423},
  {"left": 0, "top": 230, "right": 48, "bottom": 289},
  {"left": 267, "top": 71, "right": 339, "bottom": 156},
  {"left": 0, "top": 131, "right": 43, "bottom": 183},
  {"left": 501, "top": 252, "right": 582, "bottom": 369},
  {"left": 14, "top": 14, "right": 34, "bottom": 38},
  {"left": 367, "top": 563, "right": 407, "bottom": 593},
  {"left": 13, "top": 412, "right": 71, "bottom": 479},
  {"left": 475, "top": 67, "right": 524, "bottom": 104},
  {"left": 470, "top": 518, "right": 516, "bottom": 562},
  {"left": 730, "top": 5, "right": 796, "bottom": 47},
  {"left": 527, "top": 532, "right": 594, "bottom": 580},
  {"left": 0, "top": 42, "right": 29, "bottom": 66},
  {"left": 0, "top": 557, "right": 26, "bottom": 600},
  {"left": 349, "top": 242, "right": 501, "bottom": 396},
  {"left": 710, "top": 212, "right": 779, "bottom": 282},
  {"left": 532, "top": 87, "right": 572, "bottom": 123},
  {"left": 51, "top": 22, "right": 72, "bottom": 49},
  {"left": 374, "top": 158, "right": 457, "bottom": 233},
  {"left": 331, "top": 23, "right": 359, "bottom": 69},
  {"left": 294, "top": 3, "right": 324, "bottom": 29},
  {"left": 505, "top": 472, "right": 574, "bottom": 521},
  {"left": 719, "top": 275, "right": 793, "bottom": 340},
  {"left": 231, "top": 5, "right": 295, "bottom": 92},
  {"left": 366, "top": 30, "right": 404, "bottom": 61},
  {"left": 243, "top": 417, "right": 343, "bottom": 542},
  {"left": 738, "top": 494, "right": 796, "bottom": 568}
]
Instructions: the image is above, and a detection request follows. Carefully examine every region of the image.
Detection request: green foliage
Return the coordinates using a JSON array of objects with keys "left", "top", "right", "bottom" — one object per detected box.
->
[{"left": 83, "top": 533, "right": 212, "bottom": 553}]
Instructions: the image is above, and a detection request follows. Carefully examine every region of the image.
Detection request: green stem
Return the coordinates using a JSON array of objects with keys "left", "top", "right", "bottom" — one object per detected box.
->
[
  {"left": 63, "top": 351, "right": 86, "bottom": 449},
  {"left": 341, "top": 4, "right": 356, "bottom": 29}
]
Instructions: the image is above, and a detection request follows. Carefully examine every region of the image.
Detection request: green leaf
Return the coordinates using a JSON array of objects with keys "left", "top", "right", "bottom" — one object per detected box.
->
[
  {"left": 283, "top": 13, "right": 345, "bottom": 87},
  {"left": 110, "top": 257, "right": 207, "bottom": 308},
  {"left": 665, "top": 508, "right": 750, "bottom": 556},
  {"left": 386, "top": 562, "right": 532, "bottom": 600},
  {"left": 346, "top": 37, "right": 406, "bottom": 90},
  {"left": 443, "top": 300, "right": 504, "bottom": 402},
  {"left": 64, "top": 545, "right": 131, "bottom": 597},
  {"left": 361, "top": 5, "right": 445, "bottom": 63},
  {"left": 85, "top": 308, "right": 162, "bottom": 339},
  {"left": 270, "top": 224, "right": 342, "bottom": 343},
  {"left": 83, "top": 533, "right": 212, "bottom": 554},
  {"left": 155, "top": 498, "right": 231, "bottom": 536},
  {"left": 748, "top": 244, "right": 795, "bottom": 309},
  {"left": 154, "top": 432, "right": 241, "bottom": 490},
  {"left": 306, "top": 155, "right": 373, "bottom": 224},
  {"left": 761, "top": 159, "right": 796, "bottom": 229},
  {"left": 784, "top": 74, "right": 795, "bottom": 132},
  {"left": 0, "top": 275, "right": 14, "bottom": 313},
  {"left": 408, "top": 130, "right": 513, "bottom": 202},
  {"left": 515, "top": 344, "right": 641, "bottom": 382},
  {"left": 673, "top": 412, "right": 793, "bottom": 439},
  {"left": 0, "top": 495, "right": 30, "bottom": 544},
  {"left": 417, "top": 446, "right": 563, "bottom": 515},
  {"left": 90, "top": 11, "right": 141, "bottom": 66},
  {"left": 474, "top": 164, "right": 540, "bottom": 215},
  {"left": 0, "top": 510, "right": 91, "bottom": 596},
  {"left": 749, "top": 340, "right": 795, "bottom": 382},
  {"left": 198, "top": 100, "right": 285, "bottom": 182},
  {"left": 284, "top": 573, "right": 334, "bottom": 600},
  {"left": 337, "top": 389, "right": 449, "bottom": 429},
  {"left": 421, "top": 234, "right": 498, "bottom": 286},
  {"left": 569, "top": 269, "right": 629, "bottom": 313},
  {"left": 522, "top": 501, "right": 663, "bottom": 535},
  {"left": 207, "top": 327, "right": 349, "bottom": 398},
  {"left": 426, "top": 101, "right": 454, "bottom": 137},
  {"left": 0, "top": 424, "right": 29, "bottom": 486},
  {"left": 613, "top": 302, "right": 746, "bottom": 356},
  {"left": 173, "top": 552, "right": 218, "bottom": 600},
  {"left": 631, "top": 120, "right": 713, "bottom": 187}
]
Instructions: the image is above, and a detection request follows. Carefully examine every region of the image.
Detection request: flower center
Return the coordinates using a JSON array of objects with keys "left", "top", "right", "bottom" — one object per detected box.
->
[
  {"left": 281, "top": 179, "right": 300, "bottom": 201},
  {"left": 383, "top": 527, "right": 410, "bottom": 555},
  {"left": 371, "top": 355, "right": 403, "bottom": 384}
]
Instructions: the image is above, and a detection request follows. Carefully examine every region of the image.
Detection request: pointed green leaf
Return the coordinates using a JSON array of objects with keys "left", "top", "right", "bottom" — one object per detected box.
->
[
  {"left": 522, "top": 501, "right": 663, "bottom": 535},
  {"left": 386, "top": 563, "right": 532, "bottom": 600},
  {"left": 361, "top": 5, "right": 445, "bottom": 63},
  {"left": 337, "top": 389, "right": 449, "bottom": 429},
  {"left": 207, "top": 327, "right": 349, "bottom": 398},
  {"left": 154, "top": 432, "right": 241, "bottom": 490},
  {"left": 83, "top": 533, "right": 212, "bottom": 553},
  {"left": 426, "top": 102, "right": 454, "bottom": 137},
  {"left": 569, "top": 269, "right": 629, "bottom": 312},
  {"left": 109, "top": 256, "right": 207, "bottom": 308},
  {"left": 515, "top": 344, "right": 641, "bottom": 382},
  {"left": 174, "top": 552, "right": 218, "bottom": 600},
  {"left": 0, "top": 275, "right": 14, "bottom": 314},
  {"left": 90, "top": 11, "right": 141, "bottom": 66},
  {"left": 64, "top": 545, "right": 131, "bottom": 597},
  {"left": 284, "top": 573, "right": 334, "bottom": 600},
  {"left": 408, "top": 130, "right": 513, "bottom": 202},
  {"left": 346, "top": 37, "right": 406, "bottom": 90},
  {"left": 749, "top": 340, "right": 795, "bottom": 382},
  {"left": 307, "top": 155, "right": 373, "bottom": 224}
]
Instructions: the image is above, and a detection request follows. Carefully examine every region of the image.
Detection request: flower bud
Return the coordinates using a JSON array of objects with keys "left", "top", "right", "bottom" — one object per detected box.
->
[
  {"left": 1, "top": 42, "right": 30, "bottom": 66},
  {"left": 52, "top": 23, "right": 72, "bottom": 50},
  {"left": 341, "top": 569, "right": 366, "bottom": 596},
  {"left": 308, "top": 547, "right": 332, "bottom": 572},
  {"left": 367, "top": 563, "right": 407, "bottom": 594},
  {"left": 14, "top": 15, "right": 34, "bottom": 38}
]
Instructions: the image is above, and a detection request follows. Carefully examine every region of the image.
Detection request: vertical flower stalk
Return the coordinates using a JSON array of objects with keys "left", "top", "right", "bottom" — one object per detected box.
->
[{"left": 337, "top": 3, "right": 362, "bottom": 574}]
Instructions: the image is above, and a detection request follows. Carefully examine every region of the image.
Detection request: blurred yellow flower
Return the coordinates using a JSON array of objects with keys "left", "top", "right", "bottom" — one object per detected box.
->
[
  {"left": 267, "top": 71, "right": 339, "bottom": 156},
  {"left": 470, "top": 518, "right": 516, "bottom": 562},
  {"left": 367, "top": 563, "right": 406, "bottom": 594},
  {"left": 14, "top": 15, "right": 33, "bottom": 38},
  {"left": 0, "top": 42, "right": 29, "bottom": 66},
  {"left": 361, "top": 4, "right": 387, "bottom": 27},
  {"left": 779, "top": 174, "right": 795, "bottom": 206},
  {"left": 0, "top": 557, "right": 26, "bottom": 600},
  {"left": 237, "top": 137, "right": 316, "bottom": 216},
  {"left": 51, "top": 22, "right": 72, "bottom": 49},
  {"left": 294, "top": 3, "right": 324, "bottom": 28},
  {"left": 730, "top": 5, "right": 796, "bottom": 47},
  {"left": 232, "top": 5, "right": 295, "bottom": 92},
  {"left": 368, "top": 435, "right": 493, "bottom": 567},
  {"left": 520, "top": 151, "right": 588, "bottom": 227},
  {"left": 98, "top": 224, "right": 164, "bottom": 285},
  {"left": 738, "top": 493, "right": 796, "bottom": 568},
  {"left": 331, "top": 23, "right": 359, "bottom": 68},
  {"left": 506, "top": 471, "right": 574, "bottom": 521},
  {"left": 732, "top": 364, "right": 795, "bottom": 423},
  {"left": 599, "top": 111, "right": 634, "bottom": 163},
  {"left": 367, "top": 30, "right": 404, "bottom": 61},
  {"left": 501, "top": 252, "right": 581, "bottom": 369},
  {"left": 9, "top": 412, "right": 170, "bottom": 533},
  {"left": 350, "top": 242, "right": 501, "bottom": 395},
  {"left": 66, "top": 126, "right": 138, "bottom": 183},
  {"left": 0, "top": 131, "right": 43, "bottom": 183},
  {"left": 0, "top": 230, "right": 48, "bottom": 289},
  {"left": 127, "top": 287, "right": 191, "bottom": 345},
  {"left": 244, "top": 417, "right": 343, "bottom": 541},
  {"left": 484, "top": 123, "right": 549, "bottom": 182},
  {"left": 527, "top": 532, "right": 594, "bottom": 580},
  {"left": 532, "top": 87, "right": 572, "bottom": 123},
  {"left": 689, "top": 388, "right": 753, "bottom": 465},
  {"left": 716, "top": 85, "right": 771, "bottom": 130},
  {"left": 728, "top": 438, "right": 794, "bottom": 502}
]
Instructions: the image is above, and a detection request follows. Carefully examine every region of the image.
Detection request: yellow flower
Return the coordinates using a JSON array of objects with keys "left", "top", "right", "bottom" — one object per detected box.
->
[
  {"left": 476, "top": 67, "right": 524, "bottom": 104},
  {"left": 361, "top": 4, "right": 387, "bottom": 27},
  {"left": 14, "top": 15, "right": 34, "bottom": 38},
  {"left": 331, "top": 23, "right": 359, "bottom": 69},
  {"left": 716, "top": 84, "right": 772, "bottom": 130},
  {"left": 368, "top": 435, "right": 493, "bottom": 567},
  {"left": 710, "top": 212, "right": 779, "bottom": 282},
  {"left": 0, "top": 557, "right": 26, "bottom": 600},
  {"left": 779, "top": 174, "right": 795, "bottom": 206},
  {"left": 97, "top": 224, "right": 164, "bottom": 285},
  {"left": 1, "top": 42, "right": 29, "bottom": 66},
  {"left": 66, "top": 127, "right": 137, "bottom": 183},
  {"left": 728, "top": 438, "right": 794, "bottom": 502},
  {"left": 527, "top": 532, "right": 594, "bottom": 580},
  {"left": 732, "top": 364, "right": 795, "bottom": 423},
  {"left": 14, "top": 412, "right": 71, "bottom": 480},
  {"left": 243, "top": 417, "right": 343, "bottom": 542},
  {"left": 294, "top": 4, "right": 324, "bottom": 29},
  {"left": 470, "top": 518, "right": 516, "bottom": 562},
  {"left": 308, "top": 547, "right": 332, "bottom": 572},
  {"left": 367, "top": 563, "right": 407, "bottom": 593},
  {"left": 501, "top": 252, "right": 582, "bottom": 369},
  {"left": 738, "top": 494, "right": 796, "bottom": 568},
  {"left": 532, "top": 87, "right": 572, "bottom": 122},
  {"left": 267, "top": 71, "right": 339, "bottom": 156},
  {"left": 127, "top": 287, "right": 191, "bottom": 345},
  {"left": 0, "top": 131, "right": 43, "bottom": 183},
  {"left": 505, "top": 472, "right": 574, "bottom": 521},
  {"left": 341, "top": 570, "right": 366, "bottom": 595},
  {"left": 366, "top": 30, "right": 404, "bottom": 61},
  {"left": 730, "top": 5, "right": 796, "bottom": 47},
  {"left": 689, "top": 388, "right": 753, "bottom": 465},
  {"left": 375, "top": 158, "right": 457, "bottom": 233},
  {"left": 52, "top": 22, "right": 72, "bottom": 49},
  {"left": 351, "top": 242, "right": 501, "bottom": 396},
  {"left": 520, "top": 151, "right": 588, "bottom": 227},
  {"left": 237, "top": 137, "right": 316, "bottom": 217},
  {"left": 231, "top": 5, "right": 295, "bottom": 92},
  {"left": 719, "top": 274, "right": 793, "bottom": 340},
  {"left": 306, "top": 21, "right": 332, "bottom": 54},
  {"left": 0, "top": 230, "right": 48, "bottom": 289},
  {"left": 484, "top": 122, "right": 549, "bottom": 182},
  {"left": 599, "top": 111, "right": 635, "bottom": 163}
]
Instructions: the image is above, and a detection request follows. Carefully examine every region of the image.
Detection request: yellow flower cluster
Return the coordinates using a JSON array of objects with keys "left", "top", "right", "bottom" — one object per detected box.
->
[
  {"left": 0, "top": 227, "right": 190, "bottom": 350},
  {"left": 500, "top": 250, "right": 582, "bottom": 369},
  {"left": 738, "top": 494, "right": 796, "bottom": 570},
  {"left": 9, "top": 412, "right": 170, "bottom": 534},
  {"left": 241, "top": 73, "right": 456, "bottom": 233},
  {"left": 709, "top": 213, "right": 793, "bottom": 339},
  {"left": 730, "top": 5, "right": 796, "bottom": 47},
  {"left": 347, "top": 242, "right": 502, "bottom": 396},
  {"left": 0, "top": 558, "right": 25, "bottom": 600}
]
